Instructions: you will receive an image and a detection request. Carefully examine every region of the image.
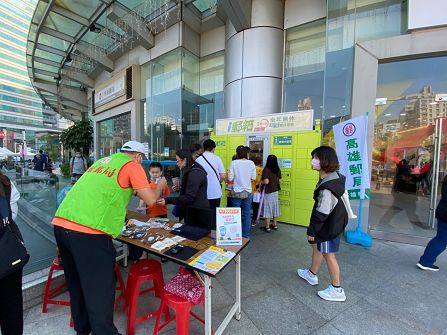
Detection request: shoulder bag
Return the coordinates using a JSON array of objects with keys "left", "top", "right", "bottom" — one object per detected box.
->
[
  {"left": 0, "top": 220, "right": 29, "bottom": 279},
  {"left": 199, "top": 154, "right": 221, "bottom": 184}
]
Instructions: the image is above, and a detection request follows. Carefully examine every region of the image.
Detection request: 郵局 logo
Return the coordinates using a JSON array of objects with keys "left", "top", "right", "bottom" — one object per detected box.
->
[
  {"left": 342, "top": 123, "right": 356, "bottom": 137},
  {"left": 100, "top": 157, "right": 112, "bottom": 164}
]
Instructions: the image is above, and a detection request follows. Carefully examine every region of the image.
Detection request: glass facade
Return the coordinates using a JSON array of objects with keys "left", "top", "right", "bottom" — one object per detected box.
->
[
  {"left": 369, "top": 56, "right": 447, "bottom": 239},
  {"left": 98, "top": 113, "right": 132, "bottom": 157},
  {"left": 283, "top": 19, "right": 326, "bottom": 119},
  {"left": 141, "top": 48, "right": 223, "bottom": 160},
  {"left": 283, "top": 0, "right": 407, "bottom": 144}
]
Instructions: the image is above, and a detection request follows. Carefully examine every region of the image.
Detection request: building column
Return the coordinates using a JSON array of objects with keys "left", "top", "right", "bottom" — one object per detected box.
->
[{"left": 224, "top": 0, "right": 284, "bottom": 118}]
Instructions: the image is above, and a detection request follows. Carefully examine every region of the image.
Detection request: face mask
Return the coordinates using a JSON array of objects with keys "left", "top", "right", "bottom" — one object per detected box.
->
[
  {"left": 75, "top": 154, "right": 81, "bottom": 158},
  {"left": 311, "top": 158, "right": 321, "bottom": 171}
]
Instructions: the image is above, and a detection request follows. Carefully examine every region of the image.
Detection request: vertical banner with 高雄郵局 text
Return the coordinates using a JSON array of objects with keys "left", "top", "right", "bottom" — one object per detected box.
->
[{"left": 333, "top": 114, "right": 371, "bottom": 200}]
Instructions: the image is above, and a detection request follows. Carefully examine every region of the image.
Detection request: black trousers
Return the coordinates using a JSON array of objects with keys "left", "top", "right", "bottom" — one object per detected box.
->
[
  {"left": 54, "top": 226, "right": 119, "bottom": 335},
  {"left": 0, "top": 269, "right": 23, "bottom": 335}
]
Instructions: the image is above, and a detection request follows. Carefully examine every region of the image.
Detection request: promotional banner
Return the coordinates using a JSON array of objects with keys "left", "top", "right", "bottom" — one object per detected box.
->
[{"left": 333, "top": 115, "right": 370, "bottom": 200}]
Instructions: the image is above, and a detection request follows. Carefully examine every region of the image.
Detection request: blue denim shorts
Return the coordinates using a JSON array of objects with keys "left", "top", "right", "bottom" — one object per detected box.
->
[{"left": 316, "top": 235, "right": 341, "bottom": 253}]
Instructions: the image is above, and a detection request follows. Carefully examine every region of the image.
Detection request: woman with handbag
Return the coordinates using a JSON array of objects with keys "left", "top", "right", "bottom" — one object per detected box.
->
[
  {"left": 159, "top": 149, "right": 209, "bottom": 221},
  {"left": 228, "top": 146, "right": 256, "bottom": 238},
  {"left": 0, "top": 171, "right": 26, "bottom": 335},
  {"left": 261, "top": 155, "right": 282, "bottom": 232}
]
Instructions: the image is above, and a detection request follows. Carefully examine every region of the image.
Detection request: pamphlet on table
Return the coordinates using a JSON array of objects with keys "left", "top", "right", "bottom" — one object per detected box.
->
[{"left": 189, "top": 246, "right": 236, "bottom": 274}]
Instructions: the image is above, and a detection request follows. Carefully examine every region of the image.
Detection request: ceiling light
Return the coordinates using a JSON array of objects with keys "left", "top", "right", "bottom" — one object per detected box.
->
[
  {"left": 429, "top": 102, "right": 438, "bottom": 105},
  {"left": 385, "top": 113, "right": 391, "bottom": 116},
  {"left": 400, "top": 113, "right": 406, "bottom": 116}
]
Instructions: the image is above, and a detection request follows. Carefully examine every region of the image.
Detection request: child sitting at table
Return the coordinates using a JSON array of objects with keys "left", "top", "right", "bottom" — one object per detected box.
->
[
  {"left": 138, "top": 161, "right": 170, "bottom": 218},
  {"left": 131, "top": 162, "right": 170, "bottom": 262}
]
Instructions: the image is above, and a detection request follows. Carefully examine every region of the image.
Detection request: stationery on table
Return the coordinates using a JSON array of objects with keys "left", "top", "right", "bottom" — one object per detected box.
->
[{"left": 188, "top": 246, "right": 236, "bottom": 274}]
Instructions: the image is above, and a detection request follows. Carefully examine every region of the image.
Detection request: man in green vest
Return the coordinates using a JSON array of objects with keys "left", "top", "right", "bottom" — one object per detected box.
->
[{"left": 52, "top": 141, "right": 166, "bottom": 335}]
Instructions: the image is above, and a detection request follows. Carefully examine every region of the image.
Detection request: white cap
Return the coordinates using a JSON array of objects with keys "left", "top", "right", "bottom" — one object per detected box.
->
[{"left": 121, "top": 141, "right": 146, "bottom": 155}]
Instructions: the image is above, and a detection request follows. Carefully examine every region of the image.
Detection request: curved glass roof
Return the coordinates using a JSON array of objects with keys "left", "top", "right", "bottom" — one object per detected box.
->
[{"left": 26, "top": 0, "right": 220, "bottom": 120}]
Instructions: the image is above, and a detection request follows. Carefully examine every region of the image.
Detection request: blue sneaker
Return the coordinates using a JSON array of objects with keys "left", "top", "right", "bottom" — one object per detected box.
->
[{"left": 417, "top": 263, "right": 439, "bottom": 271}]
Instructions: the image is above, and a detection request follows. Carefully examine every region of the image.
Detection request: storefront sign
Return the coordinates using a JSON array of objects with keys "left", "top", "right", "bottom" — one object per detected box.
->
[
  {"left": 95, "top": 77, "right": 125, "bottom": 108},
  {"left": 216, "top": 140, "right": 226, "bottom": 147},
  {"left": 216, "top": 208, "right": 242, "bottom": 246},
  {"left": 333, "top": 115, "right": 371, "bottom": 200},
  {"left": 215, "top": 110, "right": 313, "bottom": 135},
  {"left": 274, "top": 136, "right": 292, "bottom": 145}
]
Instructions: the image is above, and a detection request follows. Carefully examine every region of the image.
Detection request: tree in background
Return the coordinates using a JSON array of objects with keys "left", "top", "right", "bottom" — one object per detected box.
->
[
  {"left": 60, "top": 120, "right": 93, "bottom": 158},
  {"left": 38, "top": 133, "right": 61, "bottom": 162}
]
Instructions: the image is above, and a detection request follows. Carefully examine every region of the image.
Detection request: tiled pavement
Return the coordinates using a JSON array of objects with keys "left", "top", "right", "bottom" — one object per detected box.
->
[{"left": 24, "top": 223, "right": 447, "bottom": 335}]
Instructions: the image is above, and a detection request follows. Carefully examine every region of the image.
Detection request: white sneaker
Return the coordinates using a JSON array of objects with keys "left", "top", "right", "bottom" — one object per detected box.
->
[
  {"left": 297, "top": 268, "right": 318, "bottom": 286},
  {"left": 317, "top": 285, "right": 346, "bottom": 302}
]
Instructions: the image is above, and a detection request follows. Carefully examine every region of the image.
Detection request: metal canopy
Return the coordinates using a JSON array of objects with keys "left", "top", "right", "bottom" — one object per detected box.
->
[{"left": 27, "top": 0, "right": 223, "bottom": 121}]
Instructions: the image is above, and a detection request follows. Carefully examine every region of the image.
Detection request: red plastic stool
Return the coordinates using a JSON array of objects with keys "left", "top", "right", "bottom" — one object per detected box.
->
[
  {"left": 42, "top": 258, "right": 126, "bottom": 327},
  {"left": 126, "top": 259, "right": 168, "bottom": 335},
  {"left": 41, "top": 257, "right": 73, "bottom": 326},
  {"left": 114, "top": 262, "right": 126, "bottom": 310},
  {"left": 153, "top": 292, "right": 212, "bottom": 335},
  {"left": 42, "top": 257, "right": 71, "bottom": 312}
]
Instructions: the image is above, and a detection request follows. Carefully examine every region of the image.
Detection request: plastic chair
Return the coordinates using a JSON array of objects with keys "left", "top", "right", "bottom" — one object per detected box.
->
[
  {"left": 126, "top": 259, "right": 168, "bottom": 335},
  {"left": 153, "top": 292, "right": 212, "bottom": 335},
  {"left": 42, "top": 258, "right": 126, "bottom": 327}
]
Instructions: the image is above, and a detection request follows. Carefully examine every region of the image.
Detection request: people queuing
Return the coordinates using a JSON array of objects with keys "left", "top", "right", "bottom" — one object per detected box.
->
[
  {"left": 228, "top": 146, "right": 256, "bottom": 238},
  {"left": 260, "top": 155, "right": 282, "bottom": 232},
  {"left": 250, "top": 156, "right": 263, "bottom": 226}
]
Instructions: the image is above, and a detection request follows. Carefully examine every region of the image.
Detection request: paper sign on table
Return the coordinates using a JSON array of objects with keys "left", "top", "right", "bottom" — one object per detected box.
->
[{"left": 215, "top": 208, "right": 242, "bottom": 246}]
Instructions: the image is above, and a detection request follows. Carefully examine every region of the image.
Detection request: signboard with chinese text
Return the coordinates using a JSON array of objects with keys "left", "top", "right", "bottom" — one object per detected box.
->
[
  {"left": 333, "top": 115, "right": 371, "bottom": 200},
  {"left": 274, "top": 136, "right": 292, "bottom": 145},
  {"left": 216, "top": 208, "right": 242, "bottom": 246},
  {"left": 215, "top": 110, "right": 313, "bottom": 135},
  {"left": 94, "top": 77, "right": 125, "bottom": 108}
]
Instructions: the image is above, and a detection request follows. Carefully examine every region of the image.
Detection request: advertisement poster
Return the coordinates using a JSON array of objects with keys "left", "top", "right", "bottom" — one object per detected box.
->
[
  {"left": 216, "top": 208, "right": 242, "bottom": 246},
  {"left": 333, "top": 114, "right": 371, "bottom": 200}
]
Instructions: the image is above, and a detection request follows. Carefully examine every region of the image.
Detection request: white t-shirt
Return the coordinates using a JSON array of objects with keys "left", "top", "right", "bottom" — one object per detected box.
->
[
  {"left": 195, "top": 151, "right": 225, "bottom": 199},
  {"left": 229, "top": 159, "right": 256, "bottom": 193}
]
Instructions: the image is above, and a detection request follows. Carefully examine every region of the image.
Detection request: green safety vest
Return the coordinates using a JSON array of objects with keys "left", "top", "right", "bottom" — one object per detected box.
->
[{"left": 55, "top": 152, "right": 134, "bottom": 237}]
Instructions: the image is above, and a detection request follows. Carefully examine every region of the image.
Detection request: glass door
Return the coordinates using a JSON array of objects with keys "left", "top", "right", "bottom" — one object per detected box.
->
[{"left": 369, "top": 56, "right": 447, "bottom": 245}]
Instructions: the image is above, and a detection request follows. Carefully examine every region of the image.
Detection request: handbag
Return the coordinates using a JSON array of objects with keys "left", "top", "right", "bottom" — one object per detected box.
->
[
  {"left": 253, "top": 191, "right": 261, "bottom": 203},
  {"left": 164, "top": 267, "right": 204, "bottom": 304},
  {"left": 230, "top": 190, "right": 249, "bottom": 199},
  {"left": 0, "top": 221, "right": 30, "bottom": 279}
]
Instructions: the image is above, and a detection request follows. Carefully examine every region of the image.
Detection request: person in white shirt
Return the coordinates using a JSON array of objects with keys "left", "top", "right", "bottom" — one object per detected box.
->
[
  {"left": 70, "top": 151, "right": 88, "bottom": 179},
  {"left": 228, "top": 146, "right": 256, "bottom": 238},
  {"left": 195, "top": 139, "right": 226, "bottom": 212}
]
